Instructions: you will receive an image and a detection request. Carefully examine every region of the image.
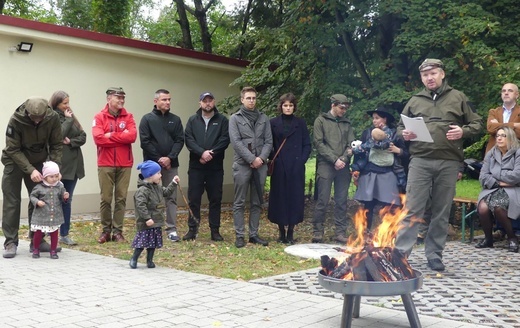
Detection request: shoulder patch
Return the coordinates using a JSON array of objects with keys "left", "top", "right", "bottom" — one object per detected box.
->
[{"left": 6, "top": 125, "right": 14, "bottom": 138}]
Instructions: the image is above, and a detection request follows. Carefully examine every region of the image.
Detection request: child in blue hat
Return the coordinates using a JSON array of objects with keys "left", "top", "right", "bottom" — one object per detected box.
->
[{"left": 130, "top": 160, "right": 179, "bottom": 269}]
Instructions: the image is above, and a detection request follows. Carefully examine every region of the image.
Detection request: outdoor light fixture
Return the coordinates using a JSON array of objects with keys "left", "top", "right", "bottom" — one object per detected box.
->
[{"left": 17, "top": 42, "right": 33, "bottom": 52}]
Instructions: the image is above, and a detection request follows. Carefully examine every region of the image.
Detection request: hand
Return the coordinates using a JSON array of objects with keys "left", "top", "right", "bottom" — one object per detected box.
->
[
  {"left": 201, "top": 150, "right": 214, "bottom": 163},
  {"left": 172, "top": 175, "right": 180, "bottom": 184},
  {"left": 158, "top": 157, "right": 171, "bottom": 168},
  {"left": 402, "top": 129, "right": 417, "bottom": 141},
  {"left": 64, "top": 109, "right": 73, "bottom": 118},
  {"left": 31, "top": 169, "right": 43, "bottom": 183},
  {"left": 446, "top": 125, "right": 463, "bottom": 140},
  {"left": 63, "top": 137, "right": 71, "bottom": 145},
  {"left": 346, "top": 148, "right": 353, "bottom": 156},
  {"left": 146, "top": 219, "right": 154, "bottom": 227},
  {"left": 104, "top": 132, "right": 111, "bottom": 138},
  {"left": 457, "top": 172, "right": 463, "bottom": 180},
  {"left": 37, "top": 200, "right": 45, "bottom": 207},
  {"left": 388, "top": 143, "right": 401, "bottom": 154},
  {"left": 63, "top": 192, "right": 70, "bottom": 201},
  {"left": 490, "top": 119, "right": 498, "bottom": 123},
  {"left": 334, "top": 158, "right": 346, "bottom": 170},
  {"left": 250, "top": 157, "right": 263, "bottom": 169}
]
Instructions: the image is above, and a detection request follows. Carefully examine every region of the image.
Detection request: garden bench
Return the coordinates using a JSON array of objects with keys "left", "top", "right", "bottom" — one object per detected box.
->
[{"left": 453, "top": 197, "right": 478, "bottom": 243}]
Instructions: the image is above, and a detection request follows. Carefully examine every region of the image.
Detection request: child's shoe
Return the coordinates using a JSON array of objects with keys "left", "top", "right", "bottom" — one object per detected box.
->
[
  {"left": 32, "top": 250, "right": 40, "bottom": 259},
  {"left": 50, "top": 251, "right": 59, "bottom": 259}
]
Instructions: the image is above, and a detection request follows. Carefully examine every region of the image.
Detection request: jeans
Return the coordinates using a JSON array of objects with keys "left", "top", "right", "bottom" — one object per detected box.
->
[{"left": 60, "top": 178, "right": 78, "bottom": 237}]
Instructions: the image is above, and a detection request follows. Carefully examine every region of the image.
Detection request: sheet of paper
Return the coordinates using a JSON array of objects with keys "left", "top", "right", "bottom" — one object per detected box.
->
[{"left": 400, "top": 114, "right": 434, "bottom": 143}]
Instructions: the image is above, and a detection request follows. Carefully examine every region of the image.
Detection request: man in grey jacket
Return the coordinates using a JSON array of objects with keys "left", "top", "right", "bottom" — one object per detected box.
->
[
  {"left": 229, "top": 87, "right": 273, "bottom": 248},
  {"left": 312, "top": 94, "right": 355, "bottom": 244}
]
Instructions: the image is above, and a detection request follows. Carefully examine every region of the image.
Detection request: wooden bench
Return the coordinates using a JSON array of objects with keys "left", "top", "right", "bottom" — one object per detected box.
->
[{"left": 453, "top": 197, "right": 478, "bottom": 243}]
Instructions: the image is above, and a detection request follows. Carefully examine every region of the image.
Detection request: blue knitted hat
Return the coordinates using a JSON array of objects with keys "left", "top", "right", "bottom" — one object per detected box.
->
[{"left": 137, "top": 160, "right": 161, "bottom": 179}]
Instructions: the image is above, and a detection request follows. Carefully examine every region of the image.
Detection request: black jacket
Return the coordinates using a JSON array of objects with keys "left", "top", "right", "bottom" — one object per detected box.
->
[
  {"left": 185, "top": 108, "right": 230, "bottom": 170},
  {"left": 139, "top": 107, "right": 184, "bottom": 168}
]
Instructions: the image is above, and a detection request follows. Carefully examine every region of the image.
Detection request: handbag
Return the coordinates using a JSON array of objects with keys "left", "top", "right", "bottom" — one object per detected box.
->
[{"left": 267, "top": 138, "right": 287, "bottom": 176}]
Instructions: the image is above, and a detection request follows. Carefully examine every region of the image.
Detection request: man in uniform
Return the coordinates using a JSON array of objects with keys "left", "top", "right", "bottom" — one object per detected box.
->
[
  {"left": 397, "top": 59, "right": 482, "bottom": 271},
  {"left": 2, "top": 97, "right": 63, "bottom": 258}
]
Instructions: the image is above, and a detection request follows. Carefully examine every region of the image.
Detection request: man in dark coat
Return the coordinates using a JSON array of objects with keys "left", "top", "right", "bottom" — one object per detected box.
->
[{"left": 183, "top": 92, "right": 230, "bottom": 241}]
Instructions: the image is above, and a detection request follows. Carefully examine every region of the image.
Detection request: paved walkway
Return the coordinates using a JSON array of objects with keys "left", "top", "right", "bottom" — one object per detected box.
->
[{"left": 1, "top": 235, "right": 484, "bottom": 328}]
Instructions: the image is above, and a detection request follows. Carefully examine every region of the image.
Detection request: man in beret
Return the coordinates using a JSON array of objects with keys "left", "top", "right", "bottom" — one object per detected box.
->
[
  {"left": 312, "top": 94, "right": 355, "bottom": 244},
  {"left": 2, "top": 97, "right": 63, "bottom": 258},
  {"left": 92, "top": 87, "right": 137, "bottom": 244},
  {"left": 139, "top": 89, "right": 184, "bottom": 242},
  {"left": 183, "top": 92, "right": 229, "bottom": 241},
  {"left": 396, "top": 59, "right": 483, "bottom": 271}
]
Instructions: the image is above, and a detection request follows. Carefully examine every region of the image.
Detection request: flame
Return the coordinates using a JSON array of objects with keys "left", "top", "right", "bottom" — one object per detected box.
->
[{"left": 322, "top": 195, "right": 423, "bottom": 281}]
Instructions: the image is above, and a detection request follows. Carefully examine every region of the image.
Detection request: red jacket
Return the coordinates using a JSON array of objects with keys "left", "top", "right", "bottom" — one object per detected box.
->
[{"left": 92, "top": 105, "right": 137, "bottom": 167}]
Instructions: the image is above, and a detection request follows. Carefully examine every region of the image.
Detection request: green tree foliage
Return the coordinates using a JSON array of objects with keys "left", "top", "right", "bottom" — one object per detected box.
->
[{"left": 91, "top": 0, "right": 132, "bottom": 36}]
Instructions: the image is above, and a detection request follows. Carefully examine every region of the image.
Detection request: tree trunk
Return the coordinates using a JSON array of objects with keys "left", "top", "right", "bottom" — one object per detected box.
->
[
  {"left": 173, "top": 0, "right": 193, "bottom": 49},
  {"left": 238, "top": 0, "right": 254, "bottom": 58},
  {"left": 0, "top": 0, "right": 6, "bottom": 14},
  {"left": 192, "top": 0, "right": 216, "bottom": 53},
  {"left": 334, "top": 8, "right": 372, "bottom": 91}
]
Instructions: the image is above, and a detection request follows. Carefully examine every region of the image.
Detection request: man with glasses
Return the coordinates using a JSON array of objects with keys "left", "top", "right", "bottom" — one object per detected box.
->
[
  {"left": 312, "top": 94, "right": 355, "bottom": 244},
  {"left": 229, "top": 87, "right": 272, "bottom": 248},
  {"left": 92, "top": 87, "right": 137, "bottom": 244},
  {"left": 485, "top": 83, "right": 520, "bottom": 154},
  {"left": 2, "top": 97, "right": 63, "bottom": 258},
  {"left": 396, "top": 59, "right": 482, "bottom": 271}
]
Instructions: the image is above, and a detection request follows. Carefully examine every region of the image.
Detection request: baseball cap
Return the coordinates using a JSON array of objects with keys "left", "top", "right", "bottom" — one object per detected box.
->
[{"left": 199, "top": 92, "right": 215, "bottom": 101}]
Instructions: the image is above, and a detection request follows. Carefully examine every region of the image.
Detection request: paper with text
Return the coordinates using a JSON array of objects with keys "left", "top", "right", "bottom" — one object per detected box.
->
[{"left": 400, "top": 114, "right": 434, "bottom": 142}]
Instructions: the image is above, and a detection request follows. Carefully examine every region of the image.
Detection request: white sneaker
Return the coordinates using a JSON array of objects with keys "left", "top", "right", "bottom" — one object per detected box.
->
[{"left": 168, "top": 231, "right": 180, "bottom": 242}]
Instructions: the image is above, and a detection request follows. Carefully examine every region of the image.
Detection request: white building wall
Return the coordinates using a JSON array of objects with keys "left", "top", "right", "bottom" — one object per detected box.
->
[{"left": 0, "top": 22, "right": 243, "bottom": 217}]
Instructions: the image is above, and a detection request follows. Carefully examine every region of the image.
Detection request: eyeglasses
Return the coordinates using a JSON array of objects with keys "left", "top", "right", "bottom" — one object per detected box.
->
[{"left": 496, "top": 133, "right": 507, "bottom": 138}]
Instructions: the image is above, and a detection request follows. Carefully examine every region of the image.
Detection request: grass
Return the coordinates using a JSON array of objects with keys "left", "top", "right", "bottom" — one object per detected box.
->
[{"left": 9, "top": 158, "right": 482, "bottom": 281}]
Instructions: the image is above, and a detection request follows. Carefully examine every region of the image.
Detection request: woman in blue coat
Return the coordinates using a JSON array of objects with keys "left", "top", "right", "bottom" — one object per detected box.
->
[{"left": 268, "top": 93, "right": 312, "bottom": 244}]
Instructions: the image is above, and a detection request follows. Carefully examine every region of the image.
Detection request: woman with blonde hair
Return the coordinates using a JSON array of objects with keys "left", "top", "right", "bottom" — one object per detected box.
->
[{"left": 476, "top": 126, "right": 520, "bottom": 252}]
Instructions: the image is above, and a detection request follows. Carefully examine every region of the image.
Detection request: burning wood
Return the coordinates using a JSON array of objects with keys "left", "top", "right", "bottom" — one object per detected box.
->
[{"left": 321, "top": 197, "right": 418, "bottom": 282}]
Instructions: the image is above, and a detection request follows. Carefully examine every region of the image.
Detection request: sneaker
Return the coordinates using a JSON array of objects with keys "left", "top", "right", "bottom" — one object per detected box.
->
[
  {"left": 3, "top": 243, "right": 17, "bottom": 258},
  {"left": 168, "top": 231, "right": 180, "bottom": 242},
  {"left": 59, "top": 236, "right": 77, "bottom": 246}
]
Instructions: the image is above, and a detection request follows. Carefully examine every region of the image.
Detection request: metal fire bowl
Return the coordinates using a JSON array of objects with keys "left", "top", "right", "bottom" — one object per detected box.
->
[{"left": 318, "top": 269, "right": 423, "bottom": 296}]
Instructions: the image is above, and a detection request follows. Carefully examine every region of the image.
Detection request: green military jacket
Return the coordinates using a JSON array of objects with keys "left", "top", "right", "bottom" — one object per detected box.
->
[
  {"left": 56, "top": 109, "right": 86, "bottom": 180},
  {"left": 2, "top": 101, "right": 63, "bottom": 174}
]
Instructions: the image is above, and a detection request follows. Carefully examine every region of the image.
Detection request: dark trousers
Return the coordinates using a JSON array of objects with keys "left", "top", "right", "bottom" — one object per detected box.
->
[
  {"left": 2, "top": 163, "right": 40, "bottom": 247},
  {"left": 60, "top": 178, "right": 78, "bottom": 237},
  {"left": 187, "top": 168, "right": 224, "bottom": 229}
]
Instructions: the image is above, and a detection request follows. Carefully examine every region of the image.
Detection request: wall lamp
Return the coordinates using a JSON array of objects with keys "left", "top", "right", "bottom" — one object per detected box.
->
[{"left": 17, "top": 42, "right": 34, "bottom": 52}]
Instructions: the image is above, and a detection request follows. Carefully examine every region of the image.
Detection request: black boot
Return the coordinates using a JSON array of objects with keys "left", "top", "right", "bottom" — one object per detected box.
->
[
  {"left": 146, "top": 248, "right": 156, "bottom": 268},
  {"left": 277, "top": 225, "right": 287, "bottom": 244},
  {"left": 210, "top": 227, "right": 224, "bottom": 241},
  {"left": 286, "top": 225, "right": 295, "bottom": 245},
  {"left": 182, "top": 226, "right": 198, "bottom": 241},
  {"left": 129, "top": 248, "right": 143, "bottom": 269}
]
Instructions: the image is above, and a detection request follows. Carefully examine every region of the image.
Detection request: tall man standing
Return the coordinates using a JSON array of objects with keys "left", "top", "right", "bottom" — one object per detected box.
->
[
  {"left": 2, "top": 98, "right": 63, "bottom": 258},
  {"left": 139, "top": 89, "right": 184, "bottom": 242},
  {"left": 312, "top": 94, "right": 355, "bottom": 244},
  {"left": 229, "top": 87, "right": 272, "bottom": 248},
  {"left": 92, "top": 87, "right": 137, "bottom": 244},
  {"left": 485, "top": 83, "right": 520, "bottom": 153},
  {"left": 183, "top": 92, "right": 230, "bottom": 241},
  {"left": 396, "top": 59, "right": 483, "bottom": 271}
]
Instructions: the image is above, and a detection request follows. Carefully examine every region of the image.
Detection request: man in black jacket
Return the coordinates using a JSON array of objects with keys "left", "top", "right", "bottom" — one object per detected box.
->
[
  {"left": 139, "top": 89, "right": 184, "bottom": 242},
  {"left": 183, "top": 92, "right": 230, "bottom": 241}
]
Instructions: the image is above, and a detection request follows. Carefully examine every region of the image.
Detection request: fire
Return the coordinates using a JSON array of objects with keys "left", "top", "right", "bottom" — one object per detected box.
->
[
  {"left": 321, "top": 195, "right": 420, "bottom": 282},
  {"left": 346, "top": 195, "right": 409, "bottom": 252}
]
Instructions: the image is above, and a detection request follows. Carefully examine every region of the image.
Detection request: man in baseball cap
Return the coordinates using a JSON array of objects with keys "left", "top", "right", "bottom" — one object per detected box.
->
[{"left": 199, "top": 92, "right": 214, "bottom": 101}]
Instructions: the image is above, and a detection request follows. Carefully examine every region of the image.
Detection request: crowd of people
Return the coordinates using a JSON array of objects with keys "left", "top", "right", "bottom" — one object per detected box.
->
[{"left": 2, "top": 60, "right": 518, "bottom": 272}]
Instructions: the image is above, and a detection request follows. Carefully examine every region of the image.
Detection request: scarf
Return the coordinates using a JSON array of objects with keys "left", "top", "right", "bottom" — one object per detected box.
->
[{"left": 240, "top": 106, "right": 260, "bottom": 125}]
